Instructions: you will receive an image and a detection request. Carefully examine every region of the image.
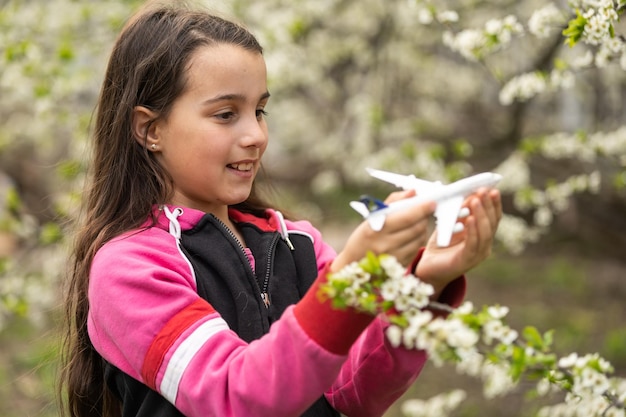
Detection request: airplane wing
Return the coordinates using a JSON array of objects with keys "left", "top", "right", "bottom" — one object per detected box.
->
[
  {"left": 433, "top": 196, "right": 465, "bottom": 247},
  {"left": 366, "top": 168, "right": 440, "bottom": 192}
]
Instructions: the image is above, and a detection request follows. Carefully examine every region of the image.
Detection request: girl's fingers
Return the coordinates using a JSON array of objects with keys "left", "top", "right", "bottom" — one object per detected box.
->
[
  {"left": 380, "top": 200, "right": 436, "bottom": 232},
  {"left": 464, "top": 189, "right": 501, "bottom": 241},
  {"left": 379, "top": 218, "right": 430, "bottom": 259},
  {"left": 384, "top": 189, "right": 416, "bottom": 204},
  {"left": 471, "top": 193, "right": 498, "bottom": 257},
  {"left": 489, "top": 189, "right": 503, "bottom": 227}
]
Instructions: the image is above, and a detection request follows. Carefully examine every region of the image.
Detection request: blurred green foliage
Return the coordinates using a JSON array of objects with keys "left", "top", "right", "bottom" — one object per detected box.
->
[{"left": 0, "top": 317, "right": 58, "bottom": 417}]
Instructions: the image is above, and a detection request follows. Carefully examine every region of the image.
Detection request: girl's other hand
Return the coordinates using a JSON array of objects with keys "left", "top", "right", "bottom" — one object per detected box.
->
[
  {"left": 416, "top": 188, "right": 502, "bottom": 299},
  {"left": 332, "top": 190, "right": 436, "bottom": 273}
]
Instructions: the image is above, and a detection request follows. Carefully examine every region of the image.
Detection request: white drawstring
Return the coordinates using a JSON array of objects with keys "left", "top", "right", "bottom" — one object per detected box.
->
[
  {"left": 163, "top": 206, "right": 184, "bottom": 240},
  {"left": 274, "top": 211, "right": 295, "bottom": 250}
]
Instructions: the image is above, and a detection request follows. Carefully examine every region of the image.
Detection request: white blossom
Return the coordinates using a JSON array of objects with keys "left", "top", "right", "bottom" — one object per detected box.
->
[
  {"left": 550, "top": 69, "right": 575, "bottom": 90},
  {"left": 386, "top": 325, "right": 403, "bottom": 348},
  {"left": 446, "top": 318, "right": 480, "bottom": 348},
  {"left": 582, "top": 8, "right": 613, "bottom": 45},
  {"left": 417, "top": 8, "right": 434, "bottom": 25},
  {"left": 494, "top": 152, "right": 531, "bottom": 191},
  {"left": 536, "top": 378, "right": 552, "bottom": 396},
  {"left": 495, "top": 214, "right": 541, "bottom": 254},
  {"left": 456, "top": 349, "right": 484, "bottom": 377},
  {"left": 499, "top": 72, "right": 548, "bottom": 105},
  {"left": 443, "top": 29, "right": 486, "bottom": 61},
  {"left": 456, "top": 301, "right": 474, "bottom": 315},
  {"left": 436, "top": 10, "right": 459, "bottom": 23},
  {"left": 571, "top": 50, "right": 595, "bottom": 68},
  {"left": 487, "top": 305, "right": 509, "bottom": 319},
  {"left": 401, "top": 390, "right": 467, "bottom": 417},
  {"left": 380, "top": 254, "right": 408, "bottom": 280},
  {"left": 482, "top": 362, "right": 516, "bottom": 398},
  {"left": 534, "top": 205, "right": 554, "bottom": 227},
  {"left": 576, "top": 367, "right": 612, "bottom": 396},
  {"left": 528, "top": 3, "right": 566, "bottom": 38},
  {"left": 444, "top": 14, "right": 523, "bottom": 61}
]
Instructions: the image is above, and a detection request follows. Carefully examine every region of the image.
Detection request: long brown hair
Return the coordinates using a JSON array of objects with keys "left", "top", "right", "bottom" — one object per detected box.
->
[{"left": 59, "top": 2, "right": 266, "bottom": 416}]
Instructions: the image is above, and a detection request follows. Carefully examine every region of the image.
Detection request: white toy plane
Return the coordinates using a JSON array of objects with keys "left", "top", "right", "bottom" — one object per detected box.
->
[{"left": 350, "top": 168, "right": 502, "bottom": 247}]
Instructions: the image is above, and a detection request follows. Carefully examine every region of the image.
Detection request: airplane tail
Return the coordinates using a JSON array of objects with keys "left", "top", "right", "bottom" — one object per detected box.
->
[
  {"left": 349, "top": 201, "right": 371, "bottom": 218},
  {"left": 349, "top": 201, "right": 387, "bottom": 231}
]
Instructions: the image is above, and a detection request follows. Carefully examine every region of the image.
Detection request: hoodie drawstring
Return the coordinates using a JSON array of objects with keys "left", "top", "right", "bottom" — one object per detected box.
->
[{"left": 163, "top": 206, "right": 184, "bottom": 240}]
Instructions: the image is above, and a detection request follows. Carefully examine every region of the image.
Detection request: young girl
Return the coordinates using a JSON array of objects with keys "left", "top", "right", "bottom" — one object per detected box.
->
[{"left": 59, "top": 2, "right": 502, "bottom": 417}]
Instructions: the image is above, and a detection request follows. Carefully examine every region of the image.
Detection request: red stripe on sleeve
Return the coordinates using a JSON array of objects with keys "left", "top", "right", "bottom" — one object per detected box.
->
[{"left": 141, "top": 298, "right": 216, "bottom": 389}]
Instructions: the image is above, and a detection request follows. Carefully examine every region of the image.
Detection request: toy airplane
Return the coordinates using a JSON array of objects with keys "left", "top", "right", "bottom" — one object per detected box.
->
[{"left": 350, "top": 168, "right": 502, "bottom": 247}]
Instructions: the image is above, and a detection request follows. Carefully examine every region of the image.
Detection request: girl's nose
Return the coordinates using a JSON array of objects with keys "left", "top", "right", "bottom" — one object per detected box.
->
[{"left": 240, "top": 114, "right": 268, "bottom": 148}]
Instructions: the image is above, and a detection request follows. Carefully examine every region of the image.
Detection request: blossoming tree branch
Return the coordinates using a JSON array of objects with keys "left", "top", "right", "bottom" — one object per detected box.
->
[
  {"left": 319, "top": 252, "right": 626, "bottom": 417},
  {"left": 0, "top": 0, "right": 624, "bottom": 415}
]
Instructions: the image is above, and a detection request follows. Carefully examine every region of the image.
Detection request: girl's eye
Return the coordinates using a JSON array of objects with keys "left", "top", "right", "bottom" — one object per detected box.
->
[
  {"left": 256, "top": 109, "right": 268, "bottom": 120},
  {"left": 215, "top": 111, "right": 236, "bottom": 121}
]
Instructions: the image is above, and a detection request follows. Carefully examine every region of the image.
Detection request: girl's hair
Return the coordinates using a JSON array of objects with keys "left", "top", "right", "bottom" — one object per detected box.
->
[{"left": 59, "top": 2, "right": 267, "bottom": 416}]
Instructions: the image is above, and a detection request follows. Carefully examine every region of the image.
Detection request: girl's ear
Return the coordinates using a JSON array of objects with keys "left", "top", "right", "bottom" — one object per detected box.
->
[{"left": 132, "top": 106, "right": 160, "bottom": 150}]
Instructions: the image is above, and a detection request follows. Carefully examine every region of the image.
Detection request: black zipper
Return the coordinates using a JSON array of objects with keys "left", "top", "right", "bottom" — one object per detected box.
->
[
  {"left": 210, "top": 214, "right": 279, "bottom": 309},
  {"left": 260, "top": 233, "right": 280, "bottom": 308}
]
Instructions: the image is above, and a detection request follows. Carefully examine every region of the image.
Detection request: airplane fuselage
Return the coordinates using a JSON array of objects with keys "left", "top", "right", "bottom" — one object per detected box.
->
[
  {"left": 350, "top": 171, "right": 502, "bottom": 238},
  {"left": 373, "top": 172, "right": 501, "bottom": 212}
]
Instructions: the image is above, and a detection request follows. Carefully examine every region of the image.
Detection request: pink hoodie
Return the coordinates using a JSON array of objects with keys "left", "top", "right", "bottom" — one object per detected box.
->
[{"left": 87, "top": 205, "right": 465, "bottom": 417}]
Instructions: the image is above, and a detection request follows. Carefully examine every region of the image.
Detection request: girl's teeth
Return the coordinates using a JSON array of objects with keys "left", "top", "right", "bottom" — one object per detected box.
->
[{"left": 230, "top": 163, "right": 253, "bottom": 171}]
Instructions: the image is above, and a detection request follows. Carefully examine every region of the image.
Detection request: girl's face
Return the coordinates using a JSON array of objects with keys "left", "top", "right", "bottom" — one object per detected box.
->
[{"left": 153, "top": 44, "right": 269, "bottom": 217}]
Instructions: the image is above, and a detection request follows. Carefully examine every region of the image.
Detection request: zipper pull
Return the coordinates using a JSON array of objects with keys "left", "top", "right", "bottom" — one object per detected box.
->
[{"left": 261, "top": 292, "right": 271, "bottom": 308}]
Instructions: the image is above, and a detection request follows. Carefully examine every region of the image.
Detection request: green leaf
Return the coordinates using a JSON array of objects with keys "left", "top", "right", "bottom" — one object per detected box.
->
[
  {"left": 6, "top": 188, "right": 22, "bottom": 213},
  {"left": 57, "top": 41, "right": 75, "bottom": 61},
  {"left": 510, "top": 345, "right": 527, "bottom": 381},
  {"left": 389, "top": 315, "right": 409, "bottom": 328},
  {"left": 613, "top": 170, "right": 626, "bottom": 189},
  {"left": 451, "top": 139, "right": 473, "bottom": 158},
  {"left": 553, "top": 58, "right": 568, "bottom": 72},
  {"left": 288, "top": 17, "right": 311, "bottom": 42},
  {"left": 361, "top": 251, "right": 382, "bottom": 275},
  {"left": 369, "top": 104, "right": 385, "bottom": 132},
  {"left": 562, "top": 10, "right": 587, "bottom": 47},
  {"left": 4, "top": 40, "right": 29, "bottom": 62},
  {"left": 57, "top": 159, "right": 82, "bottom": 180},
  {"left": 400, "top": 141, "right": 417, "bottom": 160},
  {"left": 523, "top": 326, "right": 544, "bottom": 349},
  {"left": 520, "top": 136, "right": 543, "bottom": 155},
  {"left": 543, "top": 329, "right": 554, "bottom": 349},
  {"left": 34, "top": 81, "right": 51, "bottom": 98},
  {"left": 39, "top": 222, "right": 63, "bottom": 245},
  {"left": 428, "top": 144, "right": 446, "bottom": 161}
]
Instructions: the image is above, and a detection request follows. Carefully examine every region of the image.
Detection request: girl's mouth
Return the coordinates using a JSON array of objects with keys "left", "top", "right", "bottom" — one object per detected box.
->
[{"left": 227, "top": 162, "right": 254, "bottom": 172}]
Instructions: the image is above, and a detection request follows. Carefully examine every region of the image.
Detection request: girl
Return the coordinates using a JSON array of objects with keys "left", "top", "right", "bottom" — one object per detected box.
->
[{"left": 59, "top": 2, "right": 502, "bottom": 417}]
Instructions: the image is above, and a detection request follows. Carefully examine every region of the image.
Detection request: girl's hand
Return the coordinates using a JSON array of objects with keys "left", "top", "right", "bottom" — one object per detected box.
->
[
  {"left": 332, "top": 190, "right": 436, "bottom": 273},
  {"left": 416, "top": 188, "right": 502, "bottom": 299}
]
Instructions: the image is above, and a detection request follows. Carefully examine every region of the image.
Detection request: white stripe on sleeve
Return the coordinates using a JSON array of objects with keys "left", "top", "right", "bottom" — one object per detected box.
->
[{"left": 159, "top": 317, "right": 230, "bottom": 404}]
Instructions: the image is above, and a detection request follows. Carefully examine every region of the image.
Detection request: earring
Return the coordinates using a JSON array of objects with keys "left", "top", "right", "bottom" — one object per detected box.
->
[{"left": 150, "top": 144, "right": 157, "bottom": 151}]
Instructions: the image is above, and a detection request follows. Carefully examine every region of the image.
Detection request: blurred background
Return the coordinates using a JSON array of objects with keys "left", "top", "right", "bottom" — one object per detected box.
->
[{"left": 0, "top": 0, "right": 624, "bottom": 416}]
